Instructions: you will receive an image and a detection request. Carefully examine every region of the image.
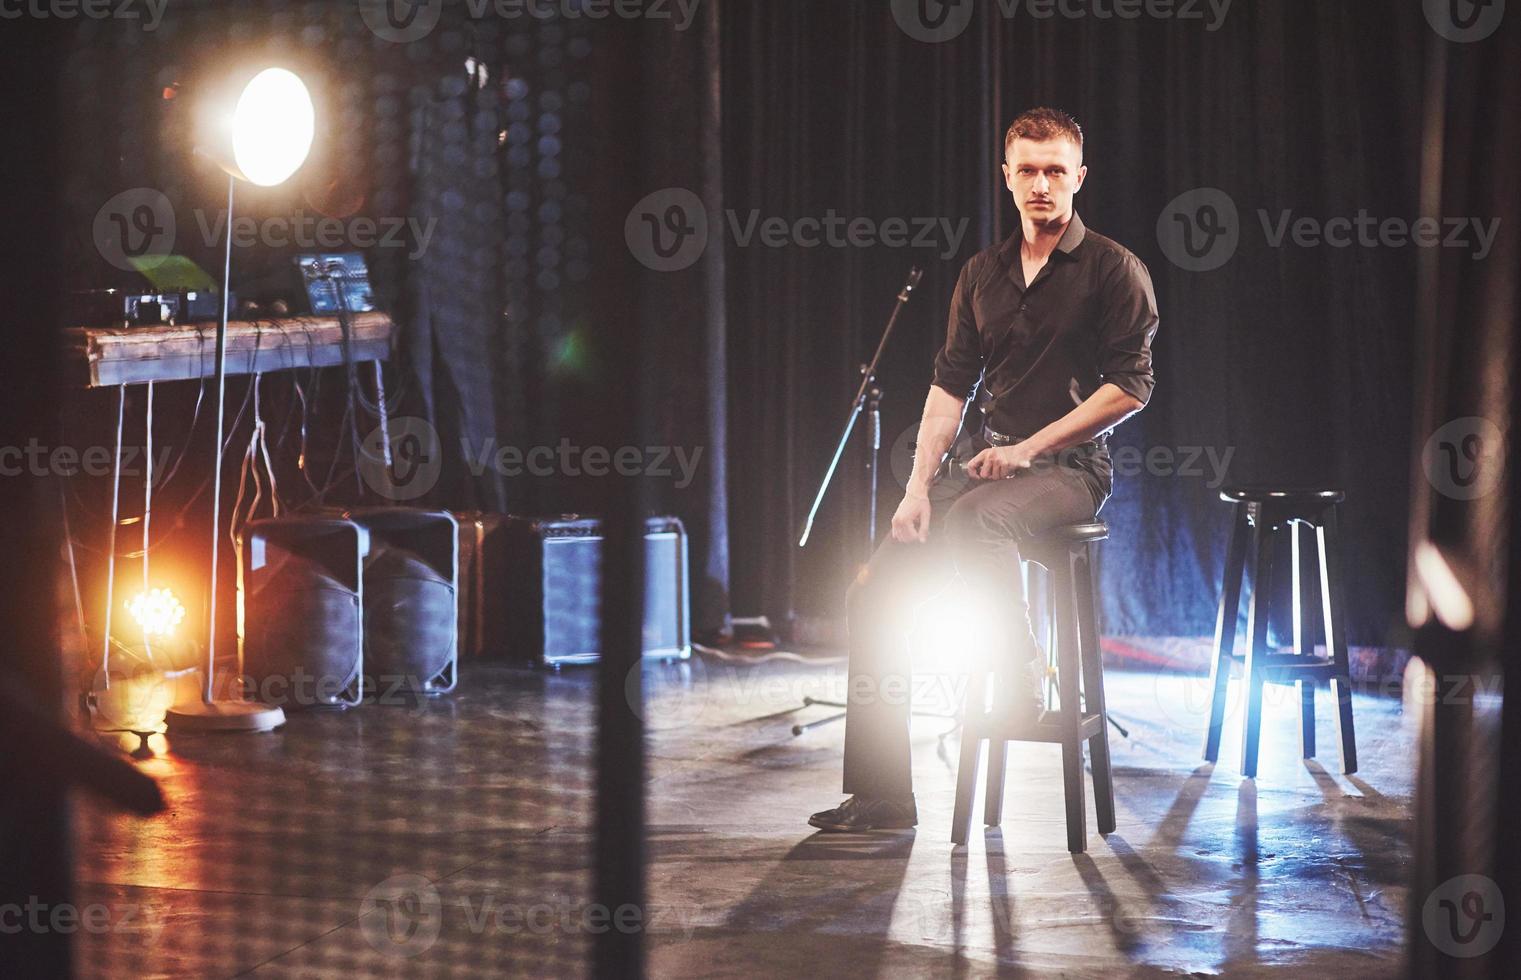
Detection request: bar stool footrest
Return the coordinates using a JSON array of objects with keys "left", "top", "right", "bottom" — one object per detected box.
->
[{"left": 976, "top": 711, "right": 1105, "bottom": 744}]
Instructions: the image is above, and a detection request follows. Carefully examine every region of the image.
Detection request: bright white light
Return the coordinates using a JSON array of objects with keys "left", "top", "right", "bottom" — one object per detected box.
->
[
  {"left": 126, "top": 587, "right": 186, "bottom": 638},
  {"left": 231, "top": 68, "right": 315, "bottom": 187}
]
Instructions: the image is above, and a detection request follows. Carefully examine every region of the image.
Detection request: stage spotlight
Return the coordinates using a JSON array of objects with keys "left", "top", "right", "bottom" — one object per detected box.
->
[
  {"left": 167, "top": 65, "right": 316, "bottom": 735},
  {"left": 125, "top": 587, "right": 186, "bottom": 639},
  {"left": 195, "top": 67, "right": 316, "bottom": 187}
]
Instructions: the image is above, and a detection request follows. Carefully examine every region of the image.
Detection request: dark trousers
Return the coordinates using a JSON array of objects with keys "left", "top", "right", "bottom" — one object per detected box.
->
[{"left": 841, "top": 438, "right": 1112, "bottom": 801}]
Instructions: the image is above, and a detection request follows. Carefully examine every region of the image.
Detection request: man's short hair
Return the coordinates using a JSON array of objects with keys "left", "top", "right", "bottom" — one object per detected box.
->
[{"left": 1004, "top": 107, "right": 1084, "bottom": 158}]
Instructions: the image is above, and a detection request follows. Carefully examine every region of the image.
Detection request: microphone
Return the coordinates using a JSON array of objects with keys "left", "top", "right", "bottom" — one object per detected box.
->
[{"left": 899, "top": 266, "right": 924, "bottom": 301}]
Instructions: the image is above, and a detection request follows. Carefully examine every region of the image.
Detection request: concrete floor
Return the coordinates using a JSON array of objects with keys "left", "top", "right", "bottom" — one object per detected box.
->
[{"left": 75, "top": 656, "right": 1413, "bottom": 978}]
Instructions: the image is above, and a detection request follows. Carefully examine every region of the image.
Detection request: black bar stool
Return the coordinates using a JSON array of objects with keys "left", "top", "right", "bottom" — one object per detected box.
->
[
  {"left": 1202, "top": 487, "right": 1357, "bottom": 777},
  {"left": 952, "top": 521, "right": 1116, "bottom": 853}
]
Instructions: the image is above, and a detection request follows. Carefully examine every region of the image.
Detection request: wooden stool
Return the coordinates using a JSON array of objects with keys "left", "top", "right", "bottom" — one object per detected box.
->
[
  {"left": 952, "top": 522, "right": 1115, "bottom": 853},
  {"left": 1202, "top": 487, "right": 1357, "bottom": 777}
]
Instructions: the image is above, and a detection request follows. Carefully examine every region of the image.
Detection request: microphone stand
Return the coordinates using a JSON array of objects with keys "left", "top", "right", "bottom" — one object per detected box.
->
[
  {"left": 798, "top": 266, "right": 923, "bottom": 552},
  {"left": 777, "top": 267, "right": 924, "bottom": 737}
]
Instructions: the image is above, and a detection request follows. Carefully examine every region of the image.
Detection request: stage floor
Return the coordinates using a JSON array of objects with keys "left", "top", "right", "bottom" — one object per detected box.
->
[{"left": 76, "top": 655, "right": 1412, "bottom": 978}]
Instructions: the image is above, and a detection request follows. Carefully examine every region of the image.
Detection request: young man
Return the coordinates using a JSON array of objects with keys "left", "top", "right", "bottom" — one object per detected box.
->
[{"left": 810, "top": 107, "right": 1159, "bottom": 832}]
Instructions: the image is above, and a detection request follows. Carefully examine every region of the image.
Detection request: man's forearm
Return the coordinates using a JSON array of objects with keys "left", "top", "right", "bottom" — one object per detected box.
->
[
  {"left": 1021, "top": 383, "right": 1144, "bottom": 456},
  {"left": 907, "top": 386, "right": 966, "bottom": 495}
]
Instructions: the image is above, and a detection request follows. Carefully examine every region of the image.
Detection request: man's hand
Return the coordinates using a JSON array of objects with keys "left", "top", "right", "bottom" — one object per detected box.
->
[
  {"left": 964, "top": 443, "right": 1036, "bottom": 481},
  {"left": 891, "top": 490, "right": 934, "bottom": 544}
]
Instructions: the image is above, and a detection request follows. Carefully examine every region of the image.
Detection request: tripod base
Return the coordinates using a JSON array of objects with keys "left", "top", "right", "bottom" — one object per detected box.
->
[{"left": 166, "top": 700, "right": 285, "bottom": 734}]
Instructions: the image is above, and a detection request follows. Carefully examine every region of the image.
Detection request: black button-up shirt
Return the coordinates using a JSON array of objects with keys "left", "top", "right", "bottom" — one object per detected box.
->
[{"left": 932, "top": 213, "right": 1159, "bottom": 440}]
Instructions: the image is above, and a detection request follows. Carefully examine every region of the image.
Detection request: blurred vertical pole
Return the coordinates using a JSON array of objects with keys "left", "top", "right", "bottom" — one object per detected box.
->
[
  {"left": 589, "top": 3, "right": 726, "bottom": 975},
  {"left": 1406, "top": 12, "right": 1519, "bottom": 980},
  {"left": 590, "top": 13, "right": 648, "bottom": 980},
  {"left": 0, "top": 15, "right": 71, "bottom": 980}
]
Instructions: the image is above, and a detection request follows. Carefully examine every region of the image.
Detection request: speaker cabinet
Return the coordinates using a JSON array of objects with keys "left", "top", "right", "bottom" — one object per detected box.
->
[
  {"left": 238, "top": 516, "right": 367, "bottom": 709},
  {"left": 347, "top": 508, "right": 459, "bottom": 696},
  {"left": 503, "top": 515, "right": 691, "bottom": 667}
]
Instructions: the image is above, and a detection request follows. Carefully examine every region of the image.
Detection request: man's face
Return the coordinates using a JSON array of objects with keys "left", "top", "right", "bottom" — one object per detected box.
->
[{"left": 1003, "top": 137, "right": 1086, "bottom": 227}]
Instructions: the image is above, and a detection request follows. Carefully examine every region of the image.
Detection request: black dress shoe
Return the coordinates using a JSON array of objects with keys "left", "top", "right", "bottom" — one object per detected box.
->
[{"left": 808, "top": 795, "right": 918, "bottom": 832}]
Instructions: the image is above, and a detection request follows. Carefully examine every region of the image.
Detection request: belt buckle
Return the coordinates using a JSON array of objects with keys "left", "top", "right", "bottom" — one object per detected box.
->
[{"left": 982, "top": 424, "right": 1015, "bottom": 447}]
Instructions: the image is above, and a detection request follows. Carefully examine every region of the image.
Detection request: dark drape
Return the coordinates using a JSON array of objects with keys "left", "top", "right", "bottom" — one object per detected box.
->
[
  {"left": 722, "top": 0, "right": 1428, "bottom": 646},
  {"left": 1403, "top": 8, "right": 1519, "bottom": 979}
]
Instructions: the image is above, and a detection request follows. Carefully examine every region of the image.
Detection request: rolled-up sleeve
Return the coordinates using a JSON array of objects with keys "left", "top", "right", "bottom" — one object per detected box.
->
[
  {"left": 1098, "top": 252, "right": 1159, "bottom": 407},
  {"left": 931, "top": 261, "right": 984, "bottom": 400}
]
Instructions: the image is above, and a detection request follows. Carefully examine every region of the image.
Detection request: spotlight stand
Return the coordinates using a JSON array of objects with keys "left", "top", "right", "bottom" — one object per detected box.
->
[{"left": 166, "top": 175, "right": 286, "bottom": 734}]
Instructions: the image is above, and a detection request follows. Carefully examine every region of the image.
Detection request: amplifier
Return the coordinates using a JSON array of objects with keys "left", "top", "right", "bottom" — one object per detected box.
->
[{"left": 503, "top": 515, "right": 691, "bottom": 667}]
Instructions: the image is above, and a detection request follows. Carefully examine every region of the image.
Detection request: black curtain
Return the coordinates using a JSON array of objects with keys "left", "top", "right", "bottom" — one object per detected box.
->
[
  {"left": 722, "top": 0, "right": 1427, "bottom": 646},
  {"left": 1404, "top": 5, "right": 1519, "bottom": 977}
]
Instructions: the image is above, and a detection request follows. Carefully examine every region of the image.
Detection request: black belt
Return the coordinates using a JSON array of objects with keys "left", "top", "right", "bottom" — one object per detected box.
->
[{"left": 982, "top": 422, "right": 1107, "bottom": 454}]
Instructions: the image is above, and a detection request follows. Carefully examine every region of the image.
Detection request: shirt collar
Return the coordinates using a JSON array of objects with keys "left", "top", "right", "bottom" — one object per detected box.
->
[{"left": 1000, "top": 211, "right": 1088, "bottom": 261}]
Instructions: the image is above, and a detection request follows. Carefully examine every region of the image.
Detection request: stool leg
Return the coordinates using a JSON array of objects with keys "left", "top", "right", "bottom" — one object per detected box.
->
[
  {"left": 1205, "top": 504, "right": 1251, "bottom": 762},
  {"left": 1075, "top": 544, "right": 1116, "bottom": 836},
  {"left": 1317, "top": 506, "right": 1358, "bottom": 774},
  {"left": 952, "top": 672, "right": 987, "bottom": 845},
  {"left": 985, "top": 736, "right": 1007, "bottom": 827},
  {"left": 1241, "top": 523, "right": 1275, "bottom": 779},
  {"left": 1054, "top": 552, "right": 1087, "bottom": 853},
  {"left": 1293, "top": 521, "right": 1317, "bottom": 759},
  {"left": 1299, "top": 680, "right": 1317, "bottom": 759}
]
